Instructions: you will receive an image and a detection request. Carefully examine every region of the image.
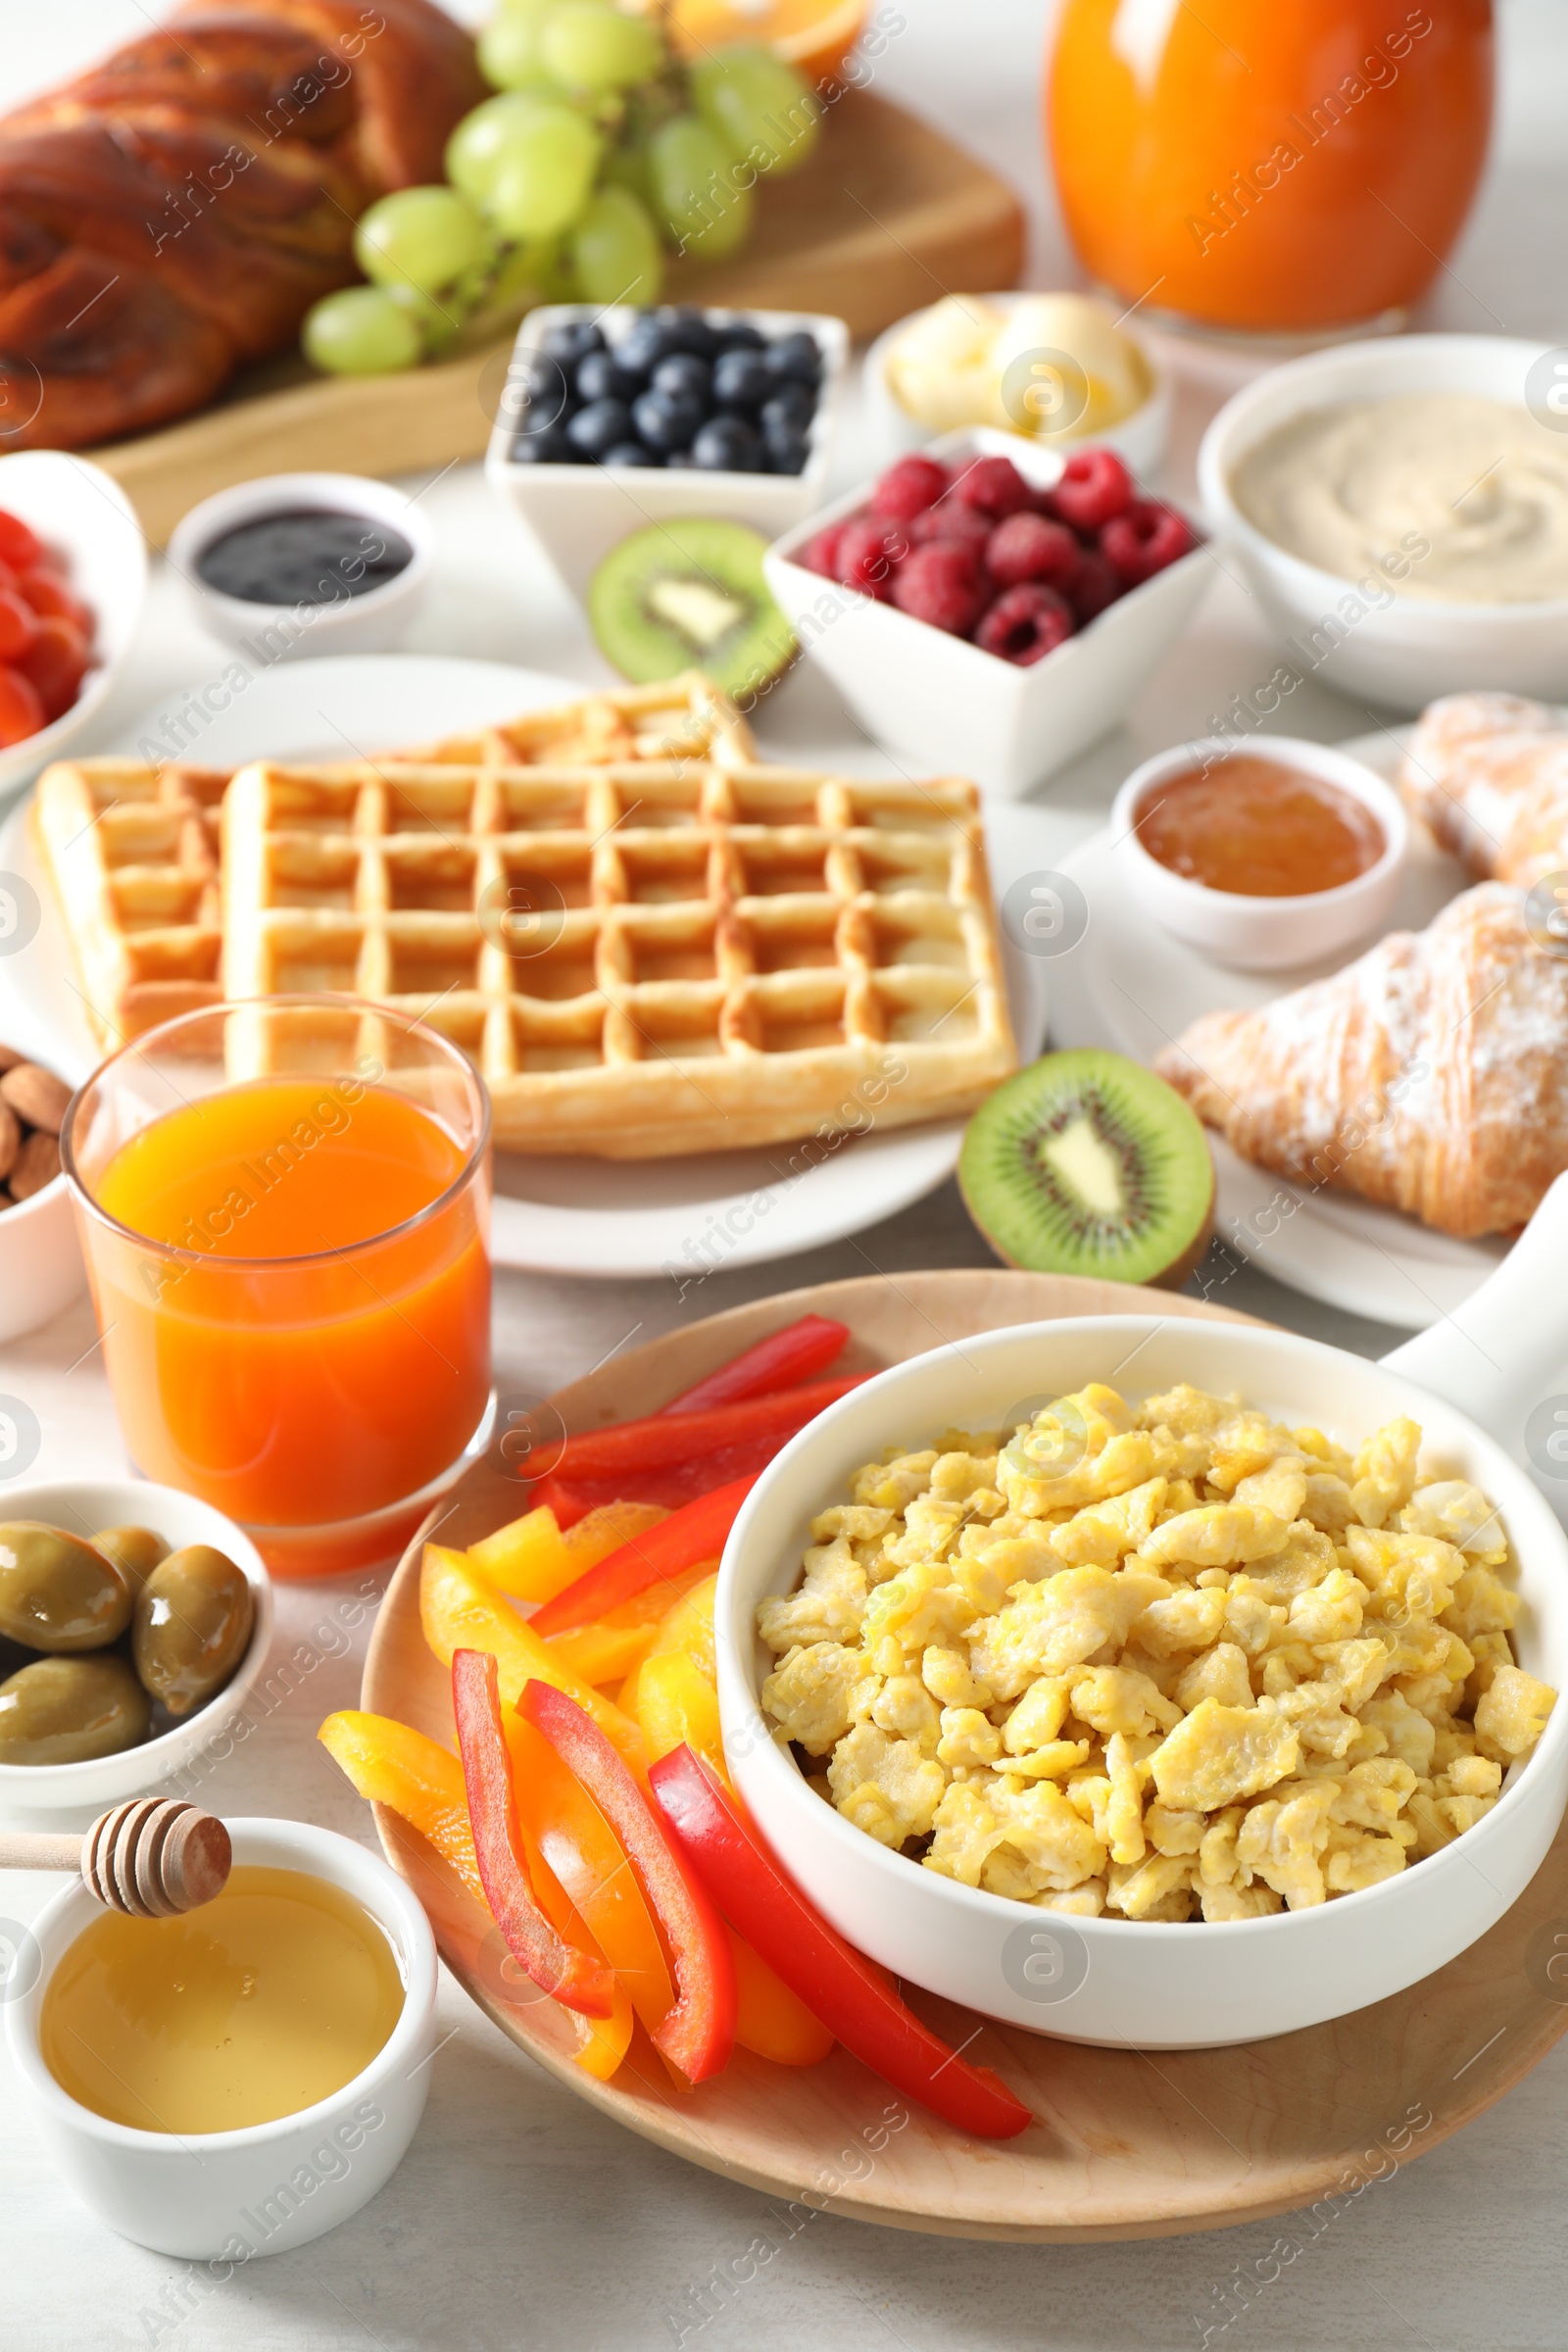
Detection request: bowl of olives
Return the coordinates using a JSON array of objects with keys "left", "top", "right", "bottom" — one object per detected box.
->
[{"left": 0, "top": 1479, "right": 271, "bottom": 1816}]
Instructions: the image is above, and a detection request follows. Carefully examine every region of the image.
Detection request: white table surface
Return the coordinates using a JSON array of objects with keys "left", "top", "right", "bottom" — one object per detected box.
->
[{"left": 5, "top": 3, "right": 1568, "bottom": 2344}]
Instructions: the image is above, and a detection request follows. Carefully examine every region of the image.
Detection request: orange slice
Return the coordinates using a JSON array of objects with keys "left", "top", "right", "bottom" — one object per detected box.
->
[{"left": 668, "top": 0, "right": 868, "bottom": 84}]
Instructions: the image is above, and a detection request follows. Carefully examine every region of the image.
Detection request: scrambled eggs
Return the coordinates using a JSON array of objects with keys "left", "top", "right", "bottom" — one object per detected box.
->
[{"left": 757, "top": 1383, "right": 1557, "bottom": 1922}]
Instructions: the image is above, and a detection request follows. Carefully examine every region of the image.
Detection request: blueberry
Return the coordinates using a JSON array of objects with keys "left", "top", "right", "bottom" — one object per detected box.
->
[
  {"left": 616, "top": 318, "right": 671, "bottom": 377},
  {"left": 691, "top": 415, "right": 764, "bottom": 471},
  {"left": 631, "top": 387, "right": 706, "bottom": 453},
  {"left": 603, "top": 441, "right": 663, "bottom": 466},
  {"left": 662, "top": 307, "right": 722, "bottom": 358},
  {"left": 760, "top": 385, "right": 814, "bottom": 436},
  {"left": 763, "top": 426, "right": 809, "bottom": 475},
  {"left": 575, "top": 350, "right": 641, "bottom": 405},
  {"left": 714, "top": 321, "right": 766, "bottom": 353},
  {"left": 566, "top": 398, "right": 635, "bottom": 460},
  {"left": 651, "top": 353, "right": 711, "bottom": 404},
  {"left": 766, "top": 331, "right": 823, "bottom": 387},
  {"left": 539, "top": 319, "right": 605, "bottom": 366},
  {"left": 511, "top": 423, "right": 576, "bottom": 464},
  {"left": 711, "top": 349, "right": 773, "bottom": 411}
]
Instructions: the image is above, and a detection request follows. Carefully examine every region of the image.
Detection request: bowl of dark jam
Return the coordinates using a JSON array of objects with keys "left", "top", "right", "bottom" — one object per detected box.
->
[{"left": 168, "top": 472, "right": 432, "bottom": 659}]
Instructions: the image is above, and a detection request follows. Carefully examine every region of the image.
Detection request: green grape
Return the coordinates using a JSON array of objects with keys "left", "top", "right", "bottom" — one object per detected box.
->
[
  {"left": 571, "top": 185, "right": 663, "bottom": 305},
  {"left": 478, "top": 10, "right": 554, "bottom": 91},
  {"left": 386, "top": 280, "right": 464, "bottom": 355},
  {"left": 446, "top": 91, "right": 566, "bottom": 204},
  {"left": 482, "top": 105, "right": 603, "bottom": 239},
  {"left": 354, "top": 186, "right": 489, "bottom": 297},
  {"left": 690, "top": 45, "right": 820, "bottom": 176},
  {"left": 303, "top": 286, "right": 422, "bottom": 375},
  {"left": 649, "top": 115, "right": 754, "bottom": 258},
  {"left": 539, "top": 2, "right": 664, "bottom": 93},
  {"left": 600, "top": 136, "right": 654, "bottom": 207}
]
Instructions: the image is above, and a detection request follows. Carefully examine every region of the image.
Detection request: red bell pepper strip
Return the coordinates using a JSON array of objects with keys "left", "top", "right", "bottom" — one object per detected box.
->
[
  {"left": 530, "top": 1473, "right": 757, "bottom": 1638},
  {"left": 451, "top": 1649, "right": 617, "bottom": 2019},
  {"left": 650, "top": 1745, "right": 1033, "bottom": 2141},
  {"left": 531, "top": 1431, "right": 811, "bottom": 1528},
  {"left": 662, "top": 1315, "right": 849, "bottom": 1415},
  {"left": 515, "top": 1374, "right": 868, "bottom": 1485},
  {"left": 518, "top": 1681, "right": 737, "bottom": 2082}
]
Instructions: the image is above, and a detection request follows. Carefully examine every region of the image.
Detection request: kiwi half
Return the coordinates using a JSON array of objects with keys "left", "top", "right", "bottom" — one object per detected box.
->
[
  {"left": 588, "top": 516, "right": 796, "bottom": 701},
  {"left": 959, "top": 1049, "right": 1215, "bottom": 1289}
]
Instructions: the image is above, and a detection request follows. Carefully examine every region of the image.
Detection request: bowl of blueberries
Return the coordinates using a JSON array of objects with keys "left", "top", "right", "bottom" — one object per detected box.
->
[{"left": 486, "top": 303, "right": 848, "bottom": 598}]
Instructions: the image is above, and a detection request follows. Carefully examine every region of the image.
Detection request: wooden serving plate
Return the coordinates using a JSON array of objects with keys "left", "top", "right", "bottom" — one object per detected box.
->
[
  {"left": 363, "top": 1270, "right": 1568, "bottom": 2241},
  {"left": 90, "top": 92, "right": 1025, "bottom": 548}
]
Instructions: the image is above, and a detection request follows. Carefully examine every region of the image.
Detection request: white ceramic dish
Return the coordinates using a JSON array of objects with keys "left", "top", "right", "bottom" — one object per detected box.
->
[
  {"left": 0, "top": 451, "right": 146, "bottom": 799},
  {"left": 1108, "top": 734, "right": 1409, "bottom": 972},
  {"left": 5, "top": 1817, "right": 437, "bottom": 2257},
  {"left": 716, "top": 1180, "right": 1568, "bottom": 2048},
  {"left": 764, "top": 427, "right": 1214, "bottom": 798},
  {"left": 0, "top": 1160, "right": 83, "bottom": 1344},
  {"left": 0, "top": 1478, "right": 272, "bottom": 1821},
  {"left": 1199, "top": 334, "right": 1568, "bottom": 710},
  {"left": 864, "top": 293, "right": 1172, "bottom": 481},
  {"left": 166, "top": 472, "right": 432, "bottom": 660},
  {"left": 486, "top": 304, "right": 849, "bottom": 601},
  {"left": 0, "top": 653, "right": 1051, "bottom": 1284}
]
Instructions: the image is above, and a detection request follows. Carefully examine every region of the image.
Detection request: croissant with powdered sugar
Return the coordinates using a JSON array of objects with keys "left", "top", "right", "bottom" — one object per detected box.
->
[{"left": 1399, "top": 691, "right": 1568, "bottom": 890}]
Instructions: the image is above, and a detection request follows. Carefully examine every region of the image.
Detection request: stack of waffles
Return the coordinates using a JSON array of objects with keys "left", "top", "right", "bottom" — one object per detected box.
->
[{"left": 34, "top": 674, "right": 1017, "bottom": 1159}]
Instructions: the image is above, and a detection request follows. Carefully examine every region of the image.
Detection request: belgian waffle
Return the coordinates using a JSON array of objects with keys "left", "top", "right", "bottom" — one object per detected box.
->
[
  {"left": 220, "top": 755, "right": 1017, "bottom": 1157},
  {"left": 32, "top": 675, "right": 754, "bottom": 1047}
]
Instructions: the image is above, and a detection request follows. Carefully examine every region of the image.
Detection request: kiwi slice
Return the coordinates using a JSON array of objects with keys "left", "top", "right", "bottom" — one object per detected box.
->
[
  {"left": 588, "top": 517, "right": 796, "bottom": 701},
  {"left": 959, "top": 1049, "right": 1215, "bottom": 1289}
]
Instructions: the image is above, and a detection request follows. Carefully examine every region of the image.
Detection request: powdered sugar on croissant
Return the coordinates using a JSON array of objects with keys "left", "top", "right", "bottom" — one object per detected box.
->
[
  {"left": 1400, "top": 692, "right": 1568, "bottom": 889},
  {"left": 1155, "top": 884, "right": 1568, "bottom": 1239}
]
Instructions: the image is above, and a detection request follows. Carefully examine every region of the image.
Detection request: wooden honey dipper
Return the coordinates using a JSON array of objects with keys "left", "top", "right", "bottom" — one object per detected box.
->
[{"left": 0, "top": 1799, "right": 232, "bottom": 1917}]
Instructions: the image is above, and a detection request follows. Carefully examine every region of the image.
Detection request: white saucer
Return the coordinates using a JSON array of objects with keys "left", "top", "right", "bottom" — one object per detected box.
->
[
  {"left": 0, "top": 653, "right": 1050, "bottom": 1283},
  {"left": 1046, "top": 725, "right": 1508, "bottom": 1330}
]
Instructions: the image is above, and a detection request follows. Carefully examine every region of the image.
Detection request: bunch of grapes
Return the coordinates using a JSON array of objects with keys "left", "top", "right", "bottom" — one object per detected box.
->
[{"left": 304, "top": 0, "right": 820, "bottom": 376}]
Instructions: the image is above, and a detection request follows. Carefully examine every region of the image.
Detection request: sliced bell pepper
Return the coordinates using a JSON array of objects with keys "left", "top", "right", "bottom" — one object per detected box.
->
[
  {"left": 650, "top": 1745, "right": 1034, "bottom": 2140},
  {"left": 515, "top": 1374, "right": 869, "bottom": 1484},
  {"left": 420, "top": 1543, "right": 649, "bottom": 1778},
  {"left": 724, "top": 1923, "right": 835, "bottom": 2068},
  {"left": 519, "top": 1681, "right": 736, "bottom": 2082},
  {"left": 530, "top": 1477, "right": 756, "bottom": 1639},
  {"left": 469, "top": 1499, "right": 669, "bottom": 1604},
  {"left": 452, "top": 1649, "right": 616, "bottom": 2017},
  {"left": 636, "top": 1647, "right": 730, "bottom": 1789},
  {"left": 318, "top": 1709, "right": 485, "bottom": 1909},
  {"left": 662, "top": 1315, "right": 850, "bottom": 1414},
  {"left": 543, "top": 1560, "right": 715, "bottom": 1688},
  {"left": 645, "top": 1572, "right": 717, "bottom": 1687},
  {"left": 529, "top": 1435, "right": 779, "bottom": 1525}
]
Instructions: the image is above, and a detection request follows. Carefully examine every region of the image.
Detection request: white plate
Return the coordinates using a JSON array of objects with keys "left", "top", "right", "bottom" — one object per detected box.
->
[
  {"left": 0, "top": 653, "right": 1050, "bottom": 1282},
  {"left": 1047, "top": 725, "right": 1508, "bottom": 1330}
]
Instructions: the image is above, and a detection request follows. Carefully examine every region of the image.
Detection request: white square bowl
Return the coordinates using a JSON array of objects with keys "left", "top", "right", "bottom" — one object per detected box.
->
[
  {"left": 485, "top": 304, "right": 849, "bottom": 603},
  {"left": 763, "top": 426, "right": 1214, "bottom": 799}
]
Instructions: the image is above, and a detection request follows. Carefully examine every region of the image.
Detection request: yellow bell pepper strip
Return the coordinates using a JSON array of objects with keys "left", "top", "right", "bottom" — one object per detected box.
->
[
  {"left": 531, "top": 1476, "right": 757, "bottom": 1639},
  {"left": 635, "top": 1648, "right": 730, "bottom": 1789},
  {"left": 469, "top": 1499, "right": 669, "bottom": 1604},
  {"left": 651, "top": 1745, "right": 1033, "bottom": 2140},
  {"left": 662, "top": 1314, "right": 849, "bottom": 1413},
  {"left": 419, "top": 1543, "right": 649, "bottom": 1778},
  {"left": 452, "top": 1649, "right": 616, "bottom": 2018},
  {"left": 318, "top": 1709, "right": 485, "bottom": 1909},
  {"left": 519, "top": 1680, "right": 737, "bottom": 2082},
  {"left": 724, "top": 1923, "right": 835, "bottom": 2068},
  {"left": 644, "top": 1572, "right": 717, "bottom": 1685}
]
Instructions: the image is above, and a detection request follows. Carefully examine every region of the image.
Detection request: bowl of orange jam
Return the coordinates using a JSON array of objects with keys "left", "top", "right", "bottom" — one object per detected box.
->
[{"left": 1110, "top": 737, "right": 1408, "bottom": 972}]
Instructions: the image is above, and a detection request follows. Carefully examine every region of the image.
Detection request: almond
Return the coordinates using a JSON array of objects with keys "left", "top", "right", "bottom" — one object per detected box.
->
[
  {"left": 0, "top": 1100, "right": 17, "bottom": 1182},
  {"left": 0, "top": 1043, "right": 24, "bottom": 1073},
  {"left": 7, "top": 1128, "right": 61, "bottom": 1200},
  {"left": 0, "top": 1062, "right": 72, "bottom": 1136}
]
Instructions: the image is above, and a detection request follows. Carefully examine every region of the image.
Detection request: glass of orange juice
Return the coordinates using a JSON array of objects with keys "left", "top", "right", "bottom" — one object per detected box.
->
[{"left": 61, "top": 998, "right": 492, "bottom": 1580}]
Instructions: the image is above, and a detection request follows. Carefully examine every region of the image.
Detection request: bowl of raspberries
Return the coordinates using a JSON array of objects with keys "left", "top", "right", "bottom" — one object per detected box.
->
[{"left": 763, "top": 429, "right": 1211, "bottom": 796}]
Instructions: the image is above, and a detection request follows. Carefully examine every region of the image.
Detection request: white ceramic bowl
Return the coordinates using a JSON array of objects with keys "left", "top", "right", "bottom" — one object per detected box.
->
[
  {"left": 715, "top": 1226, "right": 1568, "bottom": 2048},
  {"left": 0, "top": 451, "right": 146, "bottom": 799},
  {"left": 485, "top": 304, "right": 849, "bottom": 601},
  {"left": 1108, "top": 734, "right": 1410, "bottom": 972},
  {"left": 865, "top": 293, "right": 1172, "bottom": 482},
  {"left": 764, "top": 427, "right": 1214, "bottom": 799},
  {"left": 5, "top": 1817, "right": 437, "bottom": 2258},
  {"left": 1198, "top": 333, "right": 1568, "bottom": 710},
  {"left": 0, "top": 1478, "right": 273, "bottom": 1820},
  {"left": 0, "top": 1166, "right": 84, "bottom": 1344},
  {"left": 166, "top": 473, "right": 432, "bottom": 661}
]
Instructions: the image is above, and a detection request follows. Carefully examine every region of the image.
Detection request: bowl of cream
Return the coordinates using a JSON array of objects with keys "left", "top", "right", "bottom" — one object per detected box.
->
[{"left": 1199, "top": 335, "right": 1568, "bottom": 710}]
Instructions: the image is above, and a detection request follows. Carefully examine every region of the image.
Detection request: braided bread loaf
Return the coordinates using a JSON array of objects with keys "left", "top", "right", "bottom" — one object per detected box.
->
[{"left": 0, "top": 0, "right": 484, "bottom": 450}]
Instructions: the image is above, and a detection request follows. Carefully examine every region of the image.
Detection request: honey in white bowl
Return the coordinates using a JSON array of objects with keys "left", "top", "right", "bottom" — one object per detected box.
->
[{"left": 39, "top": 1865, "right": 405, "bottom": 2134}]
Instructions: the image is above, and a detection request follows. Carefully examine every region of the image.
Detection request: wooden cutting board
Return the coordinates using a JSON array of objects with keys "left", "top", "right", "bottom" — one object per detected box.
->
[
  {"left": 361, "top": 1269, "right": 1568, "bottom": 2241},
  {"left": 90, "top": 91, "right": 1024, "bottom": 548}
]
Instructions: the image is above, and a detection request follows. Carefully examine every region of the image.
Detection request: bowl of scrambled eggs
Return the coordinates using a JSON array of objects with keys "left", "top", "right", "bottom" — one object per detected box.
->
[{"left": 714, "top": 1316, "right": 1568, "bottom": 2047}]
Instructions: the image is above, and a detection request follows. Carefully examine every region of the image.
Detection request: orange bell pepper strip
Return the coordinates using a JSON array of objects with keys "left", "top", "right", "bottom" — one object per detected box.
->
[
  {"left": 519, "top": 1680, "right": 736, "bottom": 2082},
  {"left": 469, "top": 1500, "right": 669, "bottom": 1604},
  {"left": 651, "top": 1745, "right": 1033, "bottom": 2139},
  {"left": 662, "top": 1314, "right": 849, "bottom": 1413},
  {"left": 318, "top": 1710, "right": 486, "bottom": 1909},
  {"left": 516, "top": 1373, "right": 868, "bottom": 1483},
  {"left": 541, "top": 1559, "right": 716, "bottom": 1688},
  {"left": 530, "top": 1477, "right": 756, "bottom": 1639},
  {"left": 724, "top": 1924, "right": 835, "bottom": 2068},
  {"left": 419, "top": 1543, "right": 649, "bottom": 1779},
  {"left": 452, "top": 1650, "right": 616, "bottom": 2018}
]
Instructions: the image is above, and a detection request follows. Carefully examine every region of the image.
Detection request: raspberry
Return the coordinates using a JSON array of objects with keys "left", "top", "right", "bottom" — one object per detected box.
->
[
  {"left": 906, "top": 499, "right": 992, "bottom": 551},
  {"left": 1100, "top": 500, "right": 1198, "bottom": 585},
  {"left": 833, "top": 514, "right": 906, "bottom": 600},
  {"left": 948, "top": 453, "right": 1033, "bottom": 517},
  {"left": 974, "top": 583, "right": 1075, "bottom": 665},
  {"left": 870, "top": 454, "right": 949, "bottom": 521},
  {"left": 1048, "top": 446, "right": 1134, "bottom": 533},
  {"left": 891, "top": 542, "right": 986, "bottom": 636},
  {"left": 1070, "top": 550, "right": 1122, "bottom": 622},
  {"left": 800, "top": 524, "right": 845, "bottom": 579},
  {"left": 985, "top": 513, "right": 1080, "bottom": 590}
]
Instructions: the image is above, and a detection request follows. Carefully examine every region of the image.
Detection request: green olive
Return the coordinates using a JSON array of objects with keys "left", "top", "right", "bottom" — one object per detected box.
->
[
  {"left": 133, "top": 1545, "right": 255, "bottom": 1716},
  {"left": 0, "top": 1523, "right": 132, "bottom": 1653},
  {"left": 0, "top": 1654, "right": 151, "bottom": 1765},
  {"left": 91, "top": 1524, "right": 171, "bottom": 1597}
]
